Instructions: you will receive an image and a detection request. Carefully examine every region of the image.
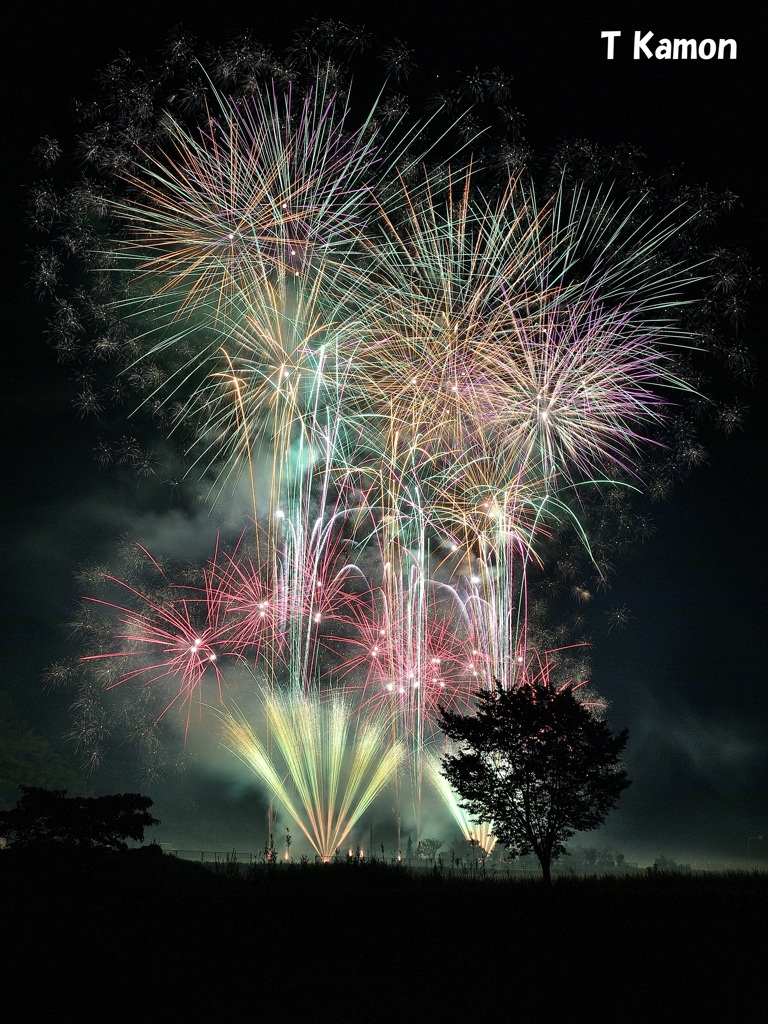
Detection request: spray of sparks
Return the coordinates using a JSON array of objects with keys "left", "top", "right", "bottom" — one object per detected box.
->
[{"left": 220, "top": 690, "right": 404, "bottom": 861}]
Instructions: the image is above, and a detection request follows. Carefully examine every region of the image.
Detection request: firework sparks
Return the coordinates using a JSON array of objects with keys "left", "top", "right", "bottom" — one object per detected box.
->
[
  {"left": 110, "top": 79, "right": 381, "bottom": 319},
  {"left": 81, "top": 545, "right": 237, "bottom": 725},
  {"left": 220, "top": 690, "right": 404, "bottom": 861},
  {"left": 424, "top": 749, "right": 498, "bottom": 857}
]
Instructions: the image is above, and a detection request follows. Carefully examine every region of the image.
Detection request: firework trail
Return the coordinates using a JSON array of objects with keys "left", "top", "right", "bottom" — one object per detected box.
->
[
  {"left": 338, "top": 563, "right": 477, "bottom": 728},
  {"left": 168, "top": 262, "right": 368, "bottom": 517},
  {"left": 424, "top": 750, "right": 498, "bottom": 857},
  {"left": 220, "top": 690, "right": 404, "bottom": 861}
]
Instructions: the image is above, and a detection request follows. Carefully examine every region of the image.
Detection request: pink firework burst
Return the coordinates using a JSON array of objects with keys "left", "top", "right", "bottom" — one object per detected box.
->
[
  {"left": 337, "top": 579, "right": 479, "bottom": 733},
  {"left": 207, "top": 543, "right": 289, "bottom": 663},
  {"left": 206, "top": 519, "right": 369, "bottom": 687},
  {"left": 82, "top": 545, "right": 238, "bottom": 722}
]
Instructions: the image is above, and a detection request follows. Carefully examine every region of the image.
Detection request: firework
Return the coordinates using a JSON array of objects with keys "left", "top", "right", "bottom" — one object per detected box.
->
[
  {"left": 80, "top": 546, "right": 238, "bottom": 726},
  {"left": 334, "top": 544, "right": 479, "bottom": 805},
  {"left": 220, "top": 690, "right": 404, "bottom": 861},
  {"left": 109, "top": 78, "right": 381, "bottom": 319},
  {"left": 487, "top": 300, "right": 690, "bottom": 485},
  {"left": 423, "top": 749, "right": 498, "bottom": 857},
  {"left": 38, "top": 30, "right": 741, "bottom": 840}
]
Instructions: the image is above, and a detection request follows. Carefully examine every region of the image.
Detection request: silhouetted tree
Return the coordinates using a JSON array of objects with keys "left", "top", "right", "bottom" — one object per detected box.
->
[
  {"left": 416, "top": 837, "right": 443, "bottom": 861},
  {"left": 438, "top": 684, "right": 631, "bottom": 885},
  {"left": 0, "top": 786, "right": 159, "bottom": 850}
]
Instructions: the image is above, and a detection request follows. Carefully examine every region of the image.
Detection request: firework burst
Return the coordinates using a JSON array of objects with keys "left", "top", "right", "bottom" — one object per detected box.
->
[
  {"left": 110, "top": 77, "right": 382, "bottom": 320},
  {"left": 81, "top": 546, "right": 238, "bottom": 727}
]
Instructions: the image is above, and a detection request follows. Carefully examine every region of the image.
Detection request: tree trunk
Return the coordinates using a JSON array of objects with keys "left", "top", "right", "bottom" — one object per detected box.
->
[{"left": 539, "top": 853, "right": 552, "bottom": 887}]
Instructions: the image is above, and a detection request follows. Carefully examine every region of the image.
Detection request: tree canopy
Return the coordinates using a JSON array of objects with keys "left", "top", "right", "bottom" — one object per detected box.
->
[
  {"left": 0, "top": 786, "right": 159, "bottom": 851},
  {"left": 438, "top": 683, "right": 631, "bottom": 884}
]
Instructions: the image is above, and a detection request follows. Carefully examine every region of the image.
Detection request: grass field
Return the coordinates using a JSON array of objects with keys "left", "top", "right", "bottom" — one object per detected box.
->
[{"left": 3, "top": 847, "right": 765, "bottom": 1022}]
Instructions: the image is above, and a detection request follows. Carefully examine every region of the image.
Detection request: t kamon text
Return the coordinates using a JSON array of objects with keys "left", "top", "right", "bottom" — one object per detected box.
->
[{"left": 601, "top": 31, "right": 737, "bottom": 60}]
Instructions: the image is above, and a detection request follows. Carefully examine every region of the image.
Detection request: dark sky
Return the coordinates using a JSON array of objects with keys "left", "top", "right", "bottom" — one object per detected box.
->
[{"left": 2, "top": 0, "right": 766, "bottom": 867}]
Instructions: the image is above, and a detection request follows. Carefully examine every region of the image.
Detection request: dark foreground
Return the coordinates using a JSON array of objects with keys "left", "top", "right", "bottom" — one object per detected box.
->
[{"left": 2, "top": 846, "right": 765, "bottom": 1023}]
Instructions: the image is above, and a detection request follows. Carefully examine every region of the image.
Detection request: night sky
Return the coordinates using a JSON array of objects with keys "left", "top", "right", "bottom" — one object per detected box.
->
[{"left": 2, "top": 0, "right": 766, "bottom": 868}]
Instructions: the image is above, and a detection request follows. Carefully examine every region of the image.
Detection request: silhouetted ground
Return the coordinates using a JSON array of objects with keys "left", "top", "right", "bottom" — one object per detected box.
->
[{"left": 2, "top": 847, "right": 765, "bottom": 1022}]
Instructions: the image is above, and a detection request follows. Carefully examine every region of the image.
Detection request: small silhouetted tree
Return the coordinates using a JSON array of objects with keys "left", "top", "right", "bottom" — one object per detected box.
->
[
  {"left": 416, "top": 837, "right": 443, "bottom": 861},
  {"left": 0, "top": 786, "right": 159, "bottom": 850},
  {"left": 438, "top": 683, "right": 631, "bottom": 886}
]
